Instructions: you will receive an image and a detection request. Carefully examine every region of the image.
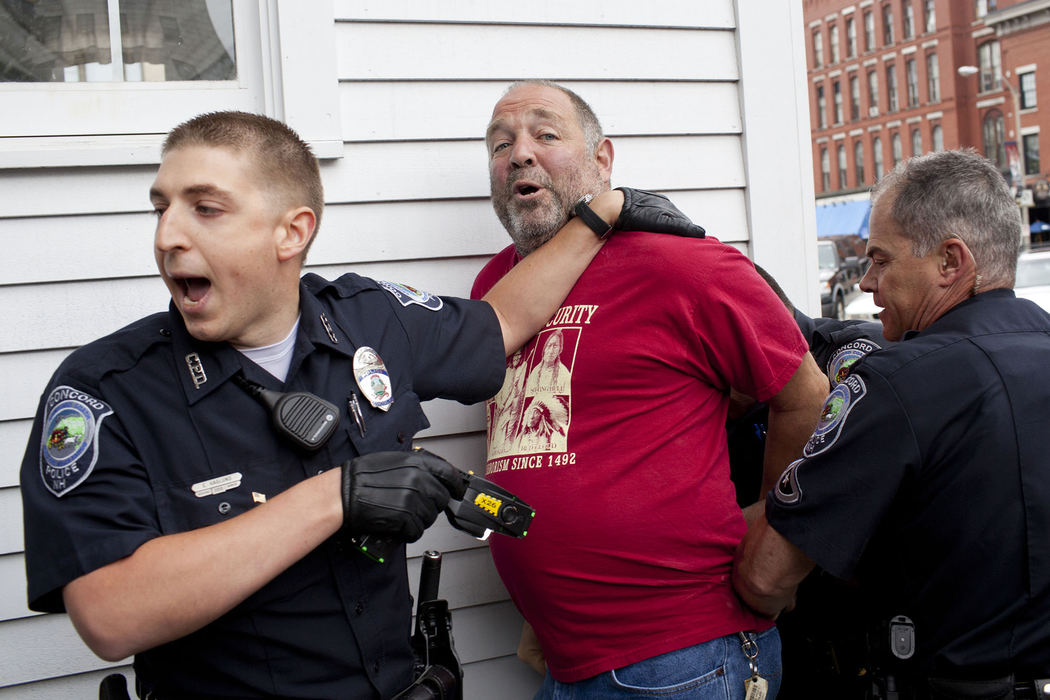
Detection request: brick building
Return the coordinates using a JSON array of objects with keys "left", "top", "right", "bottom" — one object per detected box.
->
[{"left": 804, "top": 0, "right": 1050, "bottom": 233}]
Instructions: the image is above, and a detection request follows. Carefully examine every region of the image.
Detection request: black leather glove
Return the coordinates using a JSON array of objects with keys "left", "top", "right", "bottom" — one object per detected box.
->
[
  {"left": 614, "top": 187, "right": 706, "bottom": 238},
  {"left": 341, "top": 449, "right": 467, "bottom": 542}
]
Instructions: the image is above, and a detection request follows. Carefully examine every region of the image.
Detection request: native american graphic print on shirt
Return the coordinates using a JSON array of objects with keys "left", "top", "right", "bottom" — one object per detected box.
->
[{"left": 487, "top": 310, "right": 587, "bottom": 461}]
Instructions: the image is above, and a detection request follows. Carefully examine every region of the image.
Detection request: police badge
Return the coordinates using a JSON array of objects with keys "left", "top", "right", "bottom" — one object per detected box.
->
[{"left": 40, "top": 385, "right": 113, "bottom": 497}]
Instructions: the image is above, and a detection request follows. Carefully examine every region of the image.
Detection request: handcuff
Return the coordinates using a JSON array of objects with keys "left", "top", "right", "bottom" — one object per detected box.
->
[{"left": 573, "top": 193, "right": 615, "bottom": 239}]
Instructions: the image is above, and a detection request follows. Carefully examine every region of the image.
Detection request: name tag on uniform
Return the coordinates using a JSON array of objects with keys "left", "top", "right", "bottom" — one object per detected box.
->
[{"left": 192, "top": 472, "right": 242, "bottom": 498}]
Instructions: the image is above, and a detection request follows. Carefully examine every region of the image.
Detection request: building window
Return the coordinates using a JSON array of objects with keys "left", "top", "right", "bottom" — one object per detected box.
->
[
  {"left": 906, "top": 58, "right": 919, "bottom": 108},
  {"left": 817, "top": 85, "right": 827, "bottom": 128},
  {"left": 924, "top": 0, "right": 936, "bottom": 32},
  {"left": 814, "top": 29, "right": 824, "bottom": 67},
  {"left": 847, "top": 17, "right": 857, "bottom": 58},
  {"left": 864, "top": 10, "right": 875, "bottom": 51},
  {"left": 821, "top": 147, "right": 831, "bottom": 191},
  {"left": 834, "top": 80, "right": 844, "bottom": 123},
  {"left": 838, "top": 144, "right": 848, "bottom": 188},
  {"left": 978, "top": 41, "right": 1002, "bottom": 92},
  {"left": 903, "top": 2, "right": 915, "bottom": 39},
  {"left": 892, "top": 132, "right": 903, "bottom": 164},
  {"left": 1020, "top": 72, "right": 1037, "bottom": 109},
  {"left": 887, "top": 64, "right": 899, "bottom": 112},
  {"left": 932, "top": 124, "right": 943, "bottom": 151},
  {"left": 874, "top": 136, "right": 885, "bottom": 180},
  {"left": 1024, "top": 133, "right": 1040, "bottom": 175},
  {"left": 850, "top": 75, "right": 861, "bottom": 121},
  {"left": 983, "top": 110, "right": 1006, "bottom": 168},
  {"left": 830, "top": 24, "right": 840, "bottom": 64},
  {"left": 882, "top": 4, "right": 895, "bottom": 45},
  {"left": 927, "top": 53, "right": 940, "bottom": 103},
  {"left": 855, "top": 140, "right": 866, "bottom": 184},
  {"left": 912, "top": 127, "right": 923, "bottom": 156},
  {"left": 975, "top": 0, "right": 997, "bottom": 19},
  {"left": 868, "top": 70, "right": 880, "bottom": 114}
]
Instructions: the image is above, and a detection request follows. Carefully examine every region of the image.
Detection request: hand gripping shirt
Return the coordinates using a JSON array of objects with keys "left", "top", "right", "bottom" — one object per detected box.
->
[
  {"left": 471, "top": 232, "right": 808, "bottom": 682},
  {"left": 20, "top": 272, "right": 504, "bottom": 700},
  {"left": 767, "top": 290, "right": 1050, "bottom": 678}
]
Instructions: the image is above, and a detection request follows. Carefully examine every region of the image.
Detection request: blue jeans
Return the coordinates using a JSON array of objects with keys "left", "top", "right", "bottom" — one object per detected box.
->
[{"left": 535, "top": 627, "right": 782, "bottom": 699}]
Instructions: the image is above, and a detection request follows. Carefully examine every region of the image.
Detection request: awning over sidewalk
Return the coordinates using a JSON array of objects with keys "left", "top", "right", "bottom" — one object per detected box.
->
[{"left": 816, "top": 199, "right": 871, "bottom": 239}]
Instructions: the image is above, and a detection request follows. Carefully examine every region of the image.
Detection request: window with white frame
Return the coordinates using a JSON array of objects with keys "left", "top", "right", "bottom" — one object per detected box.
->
[
  {"left": 830, "top": 24, "right": 840, "bottom": 64},
  {"left": 834, "top": 80, "right": 843, "bottom": 124},
  {"left": 1024, "top": 132, "right": 1040, "bottom": 175},
  {"left": 882, "top": 4, "right": 895, "bottom": 45},
  {"left": 847, "top": 17, "right": 857, "bottom": 58},
  {"left": 814, "top": 29, "right": 824, "bottom": 67},
  {"left": 817, "top": 85, "right": 827, "bottom": 129},
  {"left": 906, "top": 58, "right": 919, "bottom": 108},
  {"left": 821, "top": 147, "right": 831, "bottom": 191},
  {"left": 868, "top": 69, "right": 880, "bottom": 113},
  {"left": 1020, "top": 72, "right": 1036, "bottom": 109},
  {"left": 978, "top": 41, "right": 1002, "bottom": 92},
  {"left": 851, "top": 75, "right": 861, "bottom": 121},
  {"left": 903, "top": 2, "right": 914, "bottom": 39},
  {"left": 983, "top": 109, "right": 1006, "bottom": 168},
  {"left": 0, "top": 1, "right": 341, "bottom": 167},
  {"left": 864, "top": 10, "right": 875, "bottom": 51},
  {"left": 838, "top": 144, "right": 848, "bottom": 187},
  {"left": 975, "top": 0, "right": 997, "bottom": 19},
  {"left": 924, "top": 0, "right": 936, "bottom": 32},
  {"left": 855, "top": 140, "right": 866, "bottom": 183},
  {"left": 873, "top": 135, "right": 884, "bottom": 179},
  {"left": 926, "top": 53, "right": 940, "bottom": 103},
  {"left": 887, "top": 64, "right": 899, "bottom": 112},
  {"left": 892, "top": 132, "right": 903, "bottom": 164},
  {"left": 912, "top": 127, "right": 922, "bottom": 156},
  {"left": 932, "top": 124, "right": 943, "bottom": 151}
]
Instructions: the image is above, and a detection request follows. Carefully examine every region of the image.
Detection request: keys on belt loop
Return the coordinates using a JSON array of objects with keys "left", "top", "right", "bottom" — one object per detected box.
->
[{"left": 738, "top": 631, "right": 769, "bottom": 700}]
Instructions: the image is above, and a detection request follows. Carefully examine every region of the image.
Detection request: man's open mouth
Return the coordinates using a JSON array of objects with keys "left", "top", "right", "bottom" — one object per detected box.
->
[
  {"left": 176, "top": 276, "right": 212, "bottom": 304},
  {"left": 514, "top": 181, "right": 543, "bottom": 198}
]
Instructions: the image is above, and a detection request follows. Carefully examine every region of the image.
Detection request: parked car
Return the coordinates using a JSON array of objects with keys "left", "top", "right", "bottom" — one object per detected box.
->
[
  {"left": 1015, "top": 248, "right": 1050, "bottom": 312},
  {"left": 818, "top": 237, "right": 866, "bottom": 319},
  {"left": 844, "top": 292, "right": 882, "bottom": 323}
]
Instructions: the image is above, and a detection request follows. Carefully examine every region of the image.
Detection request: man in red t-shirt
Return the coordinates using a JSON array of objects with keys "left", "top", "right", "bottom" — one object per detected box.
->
[{"left": 472, "top": 80, "right": 828, "bottom": 698}]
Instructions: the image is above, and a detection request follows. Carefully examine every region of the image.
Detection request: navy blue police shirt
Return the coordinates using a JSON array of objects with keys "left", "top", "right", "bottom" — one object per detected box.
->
[
  {"left": 768, "top": 289, "right": 1050, "bottom": 678},
  {"left": 20, "top": 272, "right": 505, "bottom": 699}
]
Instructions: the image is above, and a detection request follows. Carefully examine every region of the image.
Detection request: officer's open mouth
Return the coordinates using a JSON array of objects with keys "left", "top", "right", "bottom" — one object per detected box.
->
[{"left": 177, "top": 277, "right": 211, "bottom": 303}]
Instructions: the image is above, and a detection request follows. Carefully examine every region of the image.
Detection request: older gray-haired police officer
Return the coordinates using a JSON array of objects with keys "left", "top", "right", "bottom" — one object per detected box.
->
[
  {"left": 734, "top": 149, "right": 1050, "bottom": 699},
  {"left": 19, "top": 111, "right": 698, "bottom": 699}
]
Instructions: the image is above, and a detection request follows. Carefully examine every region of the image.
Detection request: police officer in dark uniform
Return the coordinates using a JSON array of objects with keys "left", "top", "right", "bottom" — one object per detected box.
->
[
  {"left": 733, "top": 149, "right": 1050, "bottom": 699},
  {"left": 19, "top": 112, "right": 700, "bottom": 699}
]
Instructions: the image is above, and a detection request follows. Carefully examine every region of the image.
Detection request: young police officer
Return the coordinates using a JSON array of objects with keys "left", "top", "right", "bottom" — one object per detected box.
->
[{"left": 19, "top": 111, "right": 700, "bottom": 699}]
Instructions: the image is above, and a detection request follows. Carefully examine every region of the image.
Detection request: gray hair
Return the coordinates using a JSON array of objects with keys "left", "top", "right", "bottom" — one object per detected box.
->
[
  {"left": 502, "top": 80, "right": 604, "bottom": 154},
  {"left": 871, "top": 149, "right": 1021, "bottom": 287}
]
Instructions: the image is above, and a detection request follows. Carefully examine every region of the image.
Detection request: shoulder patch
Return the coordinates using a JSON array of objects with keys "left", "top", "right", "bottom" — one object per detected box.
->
[
  {"left": 40, "top": 386, "right": 113, "bottom": 497},
  {"left": 803, "top": 373, "right": 867, "bottom": 457},
  {"left": 774, "top": 459, "right": 804, "bottom": 505},
  {"left": 378, "top": 281, "right": 444, "bottom": 311},
  {"left": 826, "top": 338, "right": 882, "bottom": 386}
]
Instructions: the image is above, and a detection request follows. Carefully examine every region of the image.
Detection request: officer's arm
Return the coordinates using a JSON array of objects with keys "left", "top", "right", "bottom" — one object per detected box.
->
[
  {"left": 759, "top": 352, "right": 828, "bottom": 499},
  {"left": 62, "top": 468, "right": 344, "bottom": 661},
  {"left": 481, "top": 189, "right": 622, "bottom": 355},
  {"left": 733, "top": 512, "right": 816, "bottom": 617}
]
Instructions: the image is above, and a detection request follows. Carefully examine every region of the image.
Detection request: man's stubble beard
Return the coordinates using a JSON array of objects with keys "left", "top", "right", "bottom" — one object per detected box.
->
[{"left": 491, "top": 164, "right": 605, "bottom": 257}]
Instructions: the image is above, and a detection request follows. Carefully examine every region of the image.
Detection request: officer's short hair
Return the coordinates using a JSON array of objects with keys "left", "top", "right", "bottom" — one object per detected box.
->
[
  {"left": 872, "top": 149, "right": 1021, "bottom": 287},
  {"left": 163, "top": 111, "right": 324, "bottom": 258},
  {"left": 502, "top": 80, "right": 604, "bottom": 155}
]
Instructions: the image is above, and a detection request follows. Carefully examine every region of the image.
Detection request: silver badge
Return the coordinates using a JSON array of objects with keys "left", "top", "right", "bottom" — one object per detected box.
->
[{"left": 354, "top": 346, "right": 394, "bottom": 412}]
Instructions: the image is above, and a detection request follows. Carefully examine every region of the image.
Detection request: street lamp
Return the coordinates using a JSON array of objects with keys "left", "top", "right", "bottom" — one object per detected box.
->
[{"left": 959, "top": 64, "right": 1030, "bottom": 249}]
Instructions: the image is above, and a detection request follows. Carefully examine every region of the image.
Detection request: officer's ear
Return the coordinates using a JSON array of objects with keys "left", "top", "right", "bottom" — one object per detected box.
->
[
  {"left": 276, "top": 207, "right": 316, "bottom": 263},
  {"left": 937, "top": 237, "right": 974, "bottom": 286}
]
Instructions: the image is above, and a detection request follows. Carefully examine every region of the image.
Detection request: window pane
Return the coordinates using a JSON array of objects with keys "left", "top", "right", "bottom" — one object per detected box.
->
[
  {"left": 1024, "top": 134, "right": 1040, "bottom": 175},
  {"left": 1020, "top": 72, "right": 1037, "bottom": 109},
  {"left": 912, "top": 127, "right": 922, "bottom": 156},
  {"left": 0, "top": 0, "right": 235, "bottom": 83}
]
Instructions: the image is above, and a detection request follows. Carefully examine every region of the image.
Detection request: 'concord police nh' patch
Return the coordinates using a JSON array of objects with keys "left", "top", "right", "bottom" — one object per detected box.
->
[
  {"left": 378, "top": 280, "right": 444, "bottom": 311},
  {"left": 803, "top": 373, "right": 867, "bottom": 457},
  {"left": 826, "top": 338, "right": 881, "bottom": 386},
  {"left": 40, "top": 386, "right": 113, "bottom": 497}
]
